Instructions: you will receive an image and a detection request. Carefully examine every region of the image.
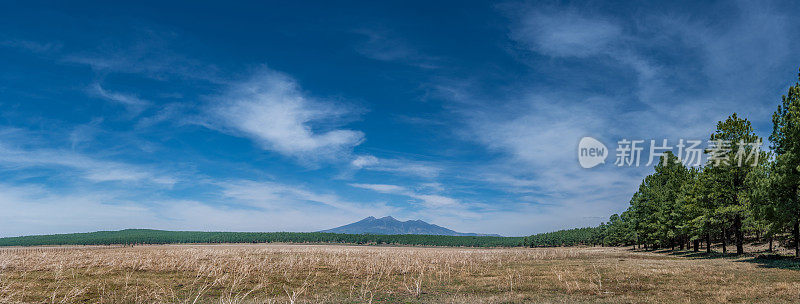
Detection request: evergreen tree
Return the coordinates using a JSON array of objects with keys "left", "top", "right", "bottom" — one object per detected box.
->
[
  {"left": 704, "top": 113, "right": 763, "bottom": 254},
  {"left": 679, "top": 167, "right": 713, "bottom": 252},
  {"left": 763, "top": 69, "right": 800, "bottom": 256}
]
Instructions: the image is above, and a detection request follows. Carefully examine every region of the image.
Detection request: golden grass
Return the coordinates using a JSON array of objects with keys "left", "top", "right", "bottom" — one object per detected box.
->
[{"left": 1, "top": 244, "right": 799, "bottom": 303}]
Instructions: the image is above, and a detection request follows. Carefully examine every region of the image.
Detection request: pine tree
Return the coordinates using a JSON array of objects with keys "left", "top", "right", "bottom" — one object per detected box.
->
[
  {"left": 705, "top": 113, "right": 762, "bottom": 254},
  {"left": 763, "top": 68, "right": 800, "bottom": 256},
  {"left": 680, "top": 167, "right": 713, "bottom": 252}
]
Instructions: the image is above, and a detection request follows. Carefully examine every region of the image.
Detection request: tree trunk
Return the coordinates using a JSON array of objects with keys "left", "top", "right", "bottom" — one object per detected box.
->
[
  {"left": 722, "top": 226, "right": 727, "bottom": 254},
  {"left": 706, "top": 233, "right": 712, "bottom": 253},
  {"left": 768, "top": 236, "right": 773, "bottom": 252},
  {"left": 693, "top": 240, "right": 699, "bottom": 252},
  {"left": 679, "top": 237, "right": 684, "bottom": 250},
  {"left": 794, "top": 221, "right": 799, "bottom": 257},
  {"left": 734, "top": 215, "right": 744, "bottom": 254}
]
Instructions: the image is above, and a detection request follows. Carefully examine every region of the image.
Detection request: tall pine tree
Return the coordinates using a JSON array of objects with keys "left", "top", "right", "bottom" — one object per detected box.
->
[
  {"left": 765, "top": 69, "right": 800, "bottom": 257},
  {"left": 705, "top": 113, "right": 762, "bottom": 254}
]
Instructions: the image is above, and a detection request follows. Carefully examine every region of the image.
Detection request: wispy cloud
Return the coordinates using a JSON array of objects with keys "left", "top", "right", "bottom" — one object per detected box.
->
[
  {"left": 0, "top": 39, "right": 62, "bottom": 54},
  {"left": 68, "top": 118, "right": 104, "bottom": 149},
  {"left": 509, "top": 7, "right": 665, "bottom": 107},
  {"left": 220, "top": 180, "right": 394, "bottom": 214},
  {"left": 0, "top": 133, "right": 176, "bottom": 186},
  {"left": 62, "top": 28, "right": 221, "bottom": 82},
  {"left": 423, "top": 1, "right": 800, "bottom": 234},
  {"left": 348, "top": 183, "right": 407, "bottom": 193},
  {"left": 350, "top": 155, "right": 441, "bottom": 178},
  {"left": 89, "top": 83, "right": 151, "bottom": 115},
  {"left": 208, "top": 68, "right": 365, "bottom": 163},
  {"left": 353, "top": 29, "right": 440, "bottom": 68},
  {"left": 510, "top": 10, "right": 621, "bottom": 58},
  {"left": 135, "top": 102, "right": 193, "bottom": 129},
  {"left": 652, "top": 1, "right": 795, "bottom": 120},
  {"left": 350, "top": 183, "right": 460, "bottom": 208}
]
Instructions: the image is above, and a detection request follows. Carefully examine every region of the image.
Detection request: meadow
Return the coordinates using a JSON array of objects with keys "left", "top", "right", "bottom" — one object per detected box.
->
[{"left": 1, "top": 244, "right": 798, "bottom": 303}]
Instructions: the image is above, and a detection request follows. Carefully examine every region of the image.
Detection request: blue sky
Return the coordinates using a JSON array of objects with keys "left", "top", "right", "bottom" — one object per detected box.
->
[{"left": 1, "top": 1, "right": 798, "bottom": 237}]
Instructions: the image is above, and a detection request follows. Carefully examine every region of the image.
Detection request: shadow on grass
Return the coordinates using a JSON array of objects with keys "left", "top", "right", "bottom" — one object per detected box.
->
[
  {"left": 739, "top": 254, "right": 800, "bottom": 270},
  {"left": 632, "top": 248, "right": 800, "bottom": 270}
]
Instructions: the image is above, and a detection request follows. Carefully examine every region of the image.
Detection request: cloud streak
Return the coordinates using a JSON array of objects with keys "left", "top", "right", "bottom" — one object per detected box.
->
[
  {"left": 0, "top": 135, "right": 176, "bottom": 186},
  {"left": 350, "top": 155, "right": 441, "bottom": 178},
  {"left": 219, "top": 180, "right": 396, "bottom": 215},
  {"left": 350, "top": 183, "right": 461, "bottom": 208},
  {"left": 353, "top": 29, "right": 440, "bottom": 68},
  {"left": 90, "top": 83, "right": 151, "bottom": 115},
  {"left": 510, "top": 10, "right": 621, "bottom": 58}
]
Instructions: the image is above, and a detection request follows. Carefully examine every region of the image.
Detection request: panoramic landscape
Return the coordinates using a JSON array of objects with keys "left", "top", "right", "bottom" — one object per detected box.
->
[{"left": 3, "top": 1, "right": 800, "bottom": 303}]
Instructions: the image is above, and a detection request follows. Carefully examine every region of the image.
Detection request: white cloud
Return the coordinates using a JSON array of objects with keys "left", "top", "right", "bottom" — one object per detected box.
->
[
  {"left": 220, "top": 180, "right": 397, "bottom": 216},
  {"left": 411, "top": 194, "right": 459, "bottom": 207},
  {"left": 353, "top": 29, "right": 440, "bottom": 68},
  {"left": 62, "top": 28, "right": 221, "bottom": 82},
  {"left": 135, "top": 102, "right": 192, "bottom": 129},
  {"left": 0, "top": 141, "right": 176, "bottom": 186},
  {"left": 68, "top": 118, "right": 104, "bottom": 149},
  {"left": 351, "top": 155, "right": 380, "bottom": 168},
  {"left": 90, "top": 83, "right": 151, "bottom": 115},
  {"left": 350, "top": 154, "right": 441, "bottom": 178},
  {"left": 210, "top": 69, "right": 364, "bottom": 161},
  {"left": 419, "top": 182, "right": 444, "bottom": 191},
  {"left": 350, "top": 183, "right": 460, "bottom": 208},
  {"left": 653, "top": 1, "right": 795, "bottom": 120},
  {"left": 349, "top": 183, "right": 407, "bottom": 193},
  {"left": 511, "top": 10, "right": 621, "bottom": 58}
]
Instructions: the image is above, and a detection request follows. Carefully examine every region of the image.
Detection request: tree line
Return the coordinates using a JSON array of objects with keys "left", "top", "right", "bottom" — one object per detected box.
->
[
  {"left": 0, "top": 229, "right": 524, "bottom": 247},
  {"left": 591, "top": 69, "right": 800, "bottom": 256},
  {"left": 522, "top": 227, "right": 604, "bottom": 247}
]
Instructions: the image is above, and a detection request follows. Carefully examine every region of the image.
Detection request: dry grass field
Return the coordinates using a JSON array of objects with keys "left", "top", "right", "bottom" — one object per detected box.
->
[{"left": 1, "top": 244, "right": 799, "bottom": 303}]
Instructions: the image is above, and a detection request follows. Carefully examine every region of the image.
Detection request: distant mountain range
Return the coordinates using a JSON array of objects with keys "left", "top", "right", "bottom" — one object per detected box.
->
[{"left": 320, "top": 216, "right": 501, "bottom": 237}]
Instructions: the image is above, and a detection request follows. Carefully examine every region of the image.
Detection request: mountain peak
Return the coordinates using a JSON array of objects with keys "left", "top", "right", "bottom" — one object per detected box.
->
[{"left": 320, "top": 216, "right": 501, "bottom": 236}]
